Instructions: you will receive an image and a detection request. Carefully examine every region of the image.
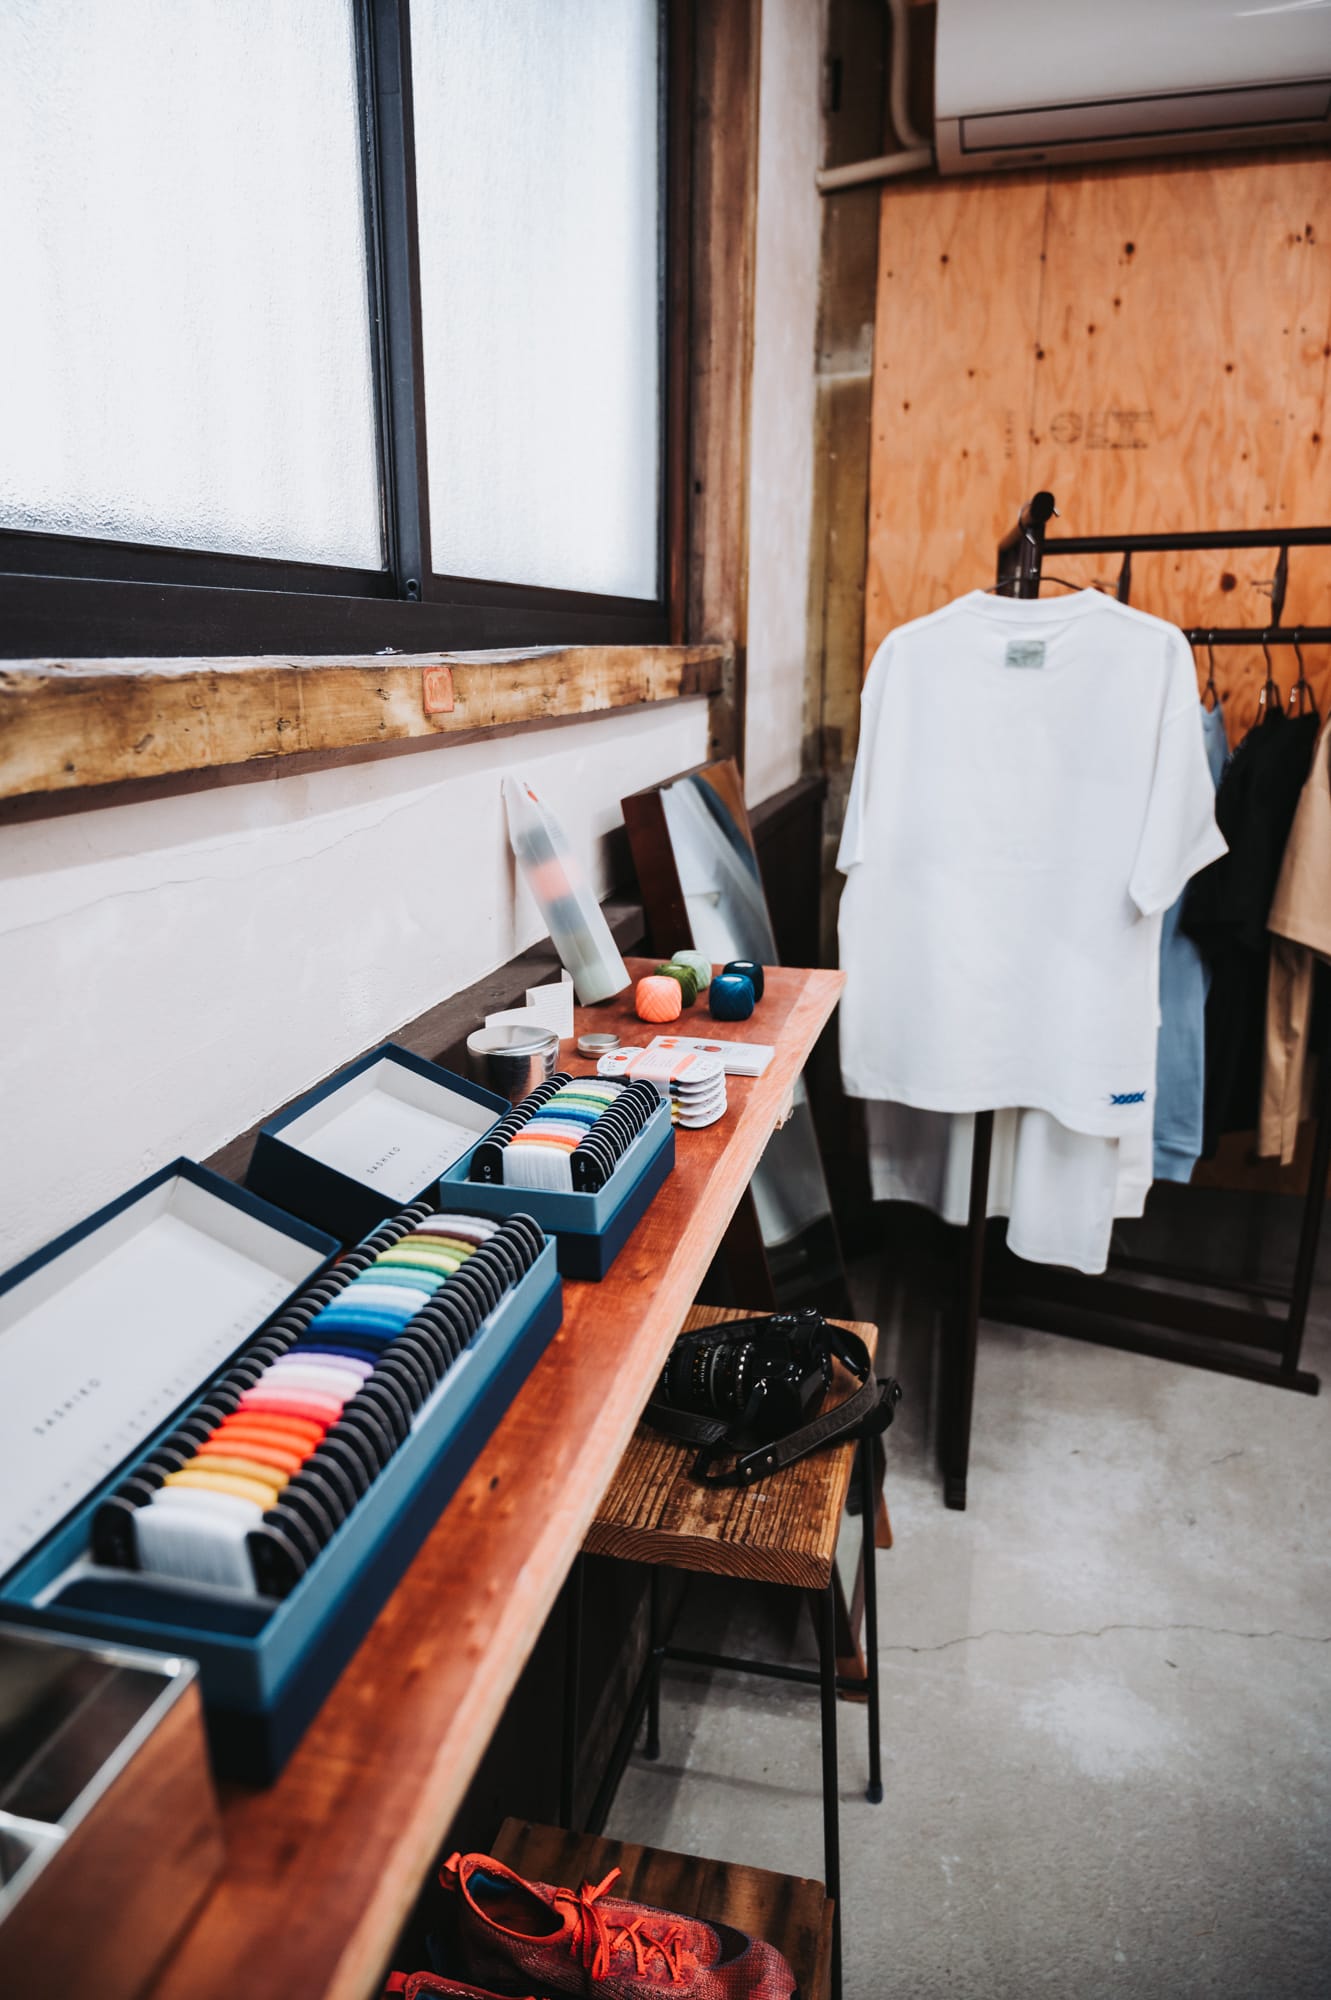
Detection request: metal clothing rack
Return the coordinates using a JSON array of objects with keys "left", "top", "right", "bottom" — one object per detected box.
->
[{"left": 938, "top": 492, "right": 1331, "bottom": 1510}]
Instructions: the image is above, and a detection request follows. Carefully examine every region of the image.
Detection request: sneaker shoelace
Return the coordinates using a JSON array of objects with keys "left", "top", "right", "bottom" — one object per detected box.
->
[{"left": 553, "top": 1869, "right": 695, "bottom": 1985}]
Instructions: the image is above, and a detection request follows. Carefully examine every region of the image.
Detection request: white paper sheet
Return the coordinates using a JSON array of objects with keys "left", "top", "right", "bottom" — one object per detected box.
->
[{"left": 0, "top": 1177, "right": 326, "bottom": 1571}]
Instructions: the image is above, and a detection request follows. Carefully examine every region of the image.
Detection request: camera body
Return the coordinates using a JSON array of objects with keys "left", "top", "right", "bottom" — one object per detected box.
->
[{"left": 657, "top": 1308, "right": 836, "bottom": 1443}]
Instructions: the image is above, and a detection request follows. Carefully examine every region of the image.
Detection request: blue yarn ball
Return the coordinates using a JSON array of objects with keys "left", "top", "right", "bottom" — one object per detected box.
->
[
  {"left": 709, "top": 972, "right": 755, "bottom": 1021},
  {"left": 722, "top": 958, "right": 765, "bottom": 1002}
]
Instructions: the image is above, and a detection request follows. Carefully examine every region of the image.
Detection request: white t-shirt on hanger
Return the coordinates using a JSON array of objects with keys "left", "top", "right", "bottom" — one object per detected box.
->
[{"left": 838, "top": 589, "right": 1226, "bottom": 1138}]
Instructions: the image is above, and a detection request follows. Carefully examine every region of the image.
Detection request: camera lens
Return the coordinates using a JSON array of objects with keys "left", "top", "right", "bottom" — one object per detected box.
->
[
  {"left": 662, "top": 1330, "right": 759, "bottom": 1420},
  {"left": 705, "top": 1337, "right": 753, "bottom": 1417}
]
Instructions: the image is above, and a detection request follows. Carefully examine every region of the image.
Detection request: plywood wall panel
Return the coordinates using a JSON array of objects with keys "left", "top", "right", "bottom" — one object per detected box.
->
[
  {"left": 866, "top": 149, "right": 1331, "bottom": 732},
  {"left": 1271, "top": 176, "right": 1330, "bottom": 531},
  {"left": 1029, "top": 161, "right": 1294, "bottom": 535},
  {"left": 1271, "top": 181, "right": 1331, "bottom": 725},
  {"left": 865, "top": 172, "right": 1048, "bottom": 643}
]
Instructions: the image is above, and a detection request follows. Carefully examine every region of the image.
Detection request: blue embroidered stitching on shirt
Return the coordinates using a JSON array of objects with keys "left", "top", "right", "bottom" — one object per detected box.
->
[{"left": 1110, "top": 1091, "right": 1147, "bottom": 1105}]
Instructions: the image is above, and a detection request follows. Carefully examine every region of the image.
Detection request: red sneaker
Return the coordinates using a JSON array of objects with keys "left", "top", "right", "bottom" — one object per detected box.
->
[
  {"left": 383, "top": 1974, "right": 547, "bottom": 1999},
  {"left": 441, "top": 1852, "right": 798, "bottom": 1998}
]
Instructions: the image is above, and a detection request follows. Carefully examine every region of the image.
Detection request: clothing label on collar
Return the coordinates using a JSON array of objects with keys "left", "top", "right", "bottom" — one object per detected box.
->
[{"left": 1005, "top": 640, "right": 1046, "bottom": 669}]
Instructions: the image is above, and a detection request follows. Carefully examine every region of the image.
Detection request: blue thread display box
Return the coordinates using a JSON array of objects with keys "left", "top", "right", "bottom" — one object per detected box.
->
[
  {"left": 0, "top": 1161, "right": 563, "bottom": 1782},
  {"left": 246, "top": 1042, "right": 510, "bottom": 1248},
  {"left": 440, "top": 1090, "right": 675, "bottom": 1280}
]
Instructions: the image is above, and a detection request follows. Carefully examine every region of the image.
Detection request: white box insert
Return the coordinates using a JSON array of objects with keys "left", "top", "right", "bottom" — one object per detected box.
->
[
  {"left": 276, "top": 1056, "right": 499, "bottom": 1201},
  {"left": 0, "top": 1175, "right": 329, "bottom": 1572}
]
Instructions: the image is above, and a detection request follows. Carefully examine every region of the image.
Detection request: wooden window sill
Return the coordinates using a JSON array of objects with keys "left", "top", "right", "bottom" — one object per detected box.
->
[{"left": 0, "top": 644, "right": 727, "bottom": 812}]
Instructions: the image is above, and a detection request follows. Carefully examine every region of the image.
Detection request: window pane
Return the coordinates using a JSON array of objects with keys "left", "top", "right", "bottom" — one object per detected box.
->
[
  {"left": 0, "top": 0, "right": 383, "bottom": 568},
  {"left": 412, "top": 0, "right": 661, "bottom": 599}
]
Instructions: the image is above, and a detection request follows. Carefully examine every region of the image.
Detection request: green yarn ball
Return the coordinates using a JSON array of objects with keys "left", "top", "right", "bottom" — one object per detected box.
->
[
  {"left": 655, "top": 962, "right": 698, "bottom": 1006},
  {"left": 671, "top": 948, "right": 713, "bottom": 992}
]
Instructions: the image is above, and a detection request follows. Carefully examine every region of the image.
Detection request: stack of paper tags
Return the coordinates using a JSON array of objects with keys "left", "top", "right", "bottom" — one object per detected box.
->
[
  {"left": 643, "top": 1032, "right": 774, "bottom": 1078},
  {"left": 596, "top": 1044, "right": 728, "bottom": 1129}
]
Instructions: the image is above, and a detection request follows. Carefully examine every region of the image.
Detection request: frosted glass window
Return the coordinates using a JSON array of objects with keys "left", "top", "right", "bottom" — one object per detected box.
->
[
  {"left": 0, "top": 1, "right": 383, "bottom": 568},
  {"left": 412, "top": 0, "right": 661, "bottom": 599}
]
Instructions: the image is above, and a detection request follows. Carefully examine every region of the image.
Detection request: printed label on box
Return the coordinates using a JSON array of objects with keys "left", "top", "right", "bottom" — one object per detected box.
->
[{"left": 293, "top": 1088, "right": 479, "bottom": 1199}]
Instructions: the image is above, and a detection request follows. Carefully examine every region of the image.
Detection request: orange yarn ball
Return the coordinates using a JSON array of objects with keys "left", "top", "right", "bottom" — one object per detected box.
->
[{"left": 635, "top": 974, "right": 683, "bottom": 1024}]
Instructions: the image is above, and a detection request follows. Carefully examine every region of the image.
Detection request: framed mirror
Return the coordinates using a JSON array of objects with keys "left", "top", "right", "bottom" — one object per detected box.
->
[{"left": 623, "top": 760, "right": 848, "bottom": 1310}]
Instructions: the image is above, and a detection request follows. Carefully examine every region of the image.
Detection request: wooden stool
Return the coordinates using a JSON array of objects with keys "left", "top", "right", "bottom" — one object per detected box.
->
[
  {"left": 564, "top": 1308, "right": 885, "bottom": 2000},
  {"left": 493, "top": 1818, "right": 833, "bottom": 2000}
]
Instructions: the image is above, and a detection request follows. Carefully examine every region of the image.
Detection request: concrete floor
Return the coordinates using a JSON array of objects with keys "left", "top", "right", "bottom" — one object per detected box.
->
[{"left": 606, "top": 1240, "right": 1331, "bottom": 1998}]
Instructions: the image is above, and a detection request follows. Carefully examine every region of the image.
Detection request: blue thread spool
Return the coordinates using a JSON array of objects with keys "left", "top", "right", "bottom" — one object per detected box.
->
[
  {"left": 709, "top": 972, "right": 755, "bottom": 1021},
  {"left": 722, "top": 958, "right": 764, "bottom": 1002}
]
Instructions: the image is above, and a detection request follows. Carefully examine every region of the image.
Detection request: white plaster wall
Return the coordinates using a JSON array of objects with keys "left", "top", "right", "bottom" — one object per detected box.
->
[
  {"left": 743, "top": 0, "right": 824, "bottom": 809},
  {"left": 0, "top": 700, "right": 708, "bottom": 1266}
]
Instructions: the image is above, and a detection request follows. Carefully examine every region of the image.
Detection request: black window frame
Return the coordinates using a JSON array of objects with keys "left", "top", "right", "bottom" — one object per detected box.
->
[{"left": 0, "top": 0, "right": 680, "bottom": 660}]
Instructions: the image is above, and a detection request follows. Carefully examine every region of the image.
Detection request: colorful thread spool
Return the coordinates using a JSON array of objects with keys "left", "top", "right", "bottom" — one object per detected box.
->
[
  {"left": 468, "top": 1074, "right": 661, "bottom": 1193},
  {"left": 671, "top": 949, "right": 712, "bottom": 992},
  {"left": 709, "top": 972, "right": 755, "bottom": 1021},
  {"left": 636, "top": 975, "right": 683, "bottom": 1024},
  {"left": 721, "top": 958, "right": 764, "bottom": 1002},
  {"left": 91, "top": 1205, "right": 544, "bottom": 1600},
  {"left": 654, "top": 962, "right": 698, "bottom": 1007}
]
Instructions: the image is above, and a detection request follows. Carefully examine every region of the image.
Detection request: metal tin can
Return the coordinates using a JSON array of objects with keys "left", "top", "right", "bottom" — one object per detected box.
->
[{"left": 465, "top": 1023, "right": 560, "bottom": 1105}]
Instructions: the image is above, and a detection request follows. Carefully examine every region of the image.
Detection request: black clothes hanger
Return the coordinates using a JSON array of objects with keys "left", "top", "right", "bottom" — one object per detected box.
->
[
  {"left": 1287, "top": 631, "right": 1319, "bottom": 721},
  {"left": 988, "top": 575, "right": 1099, "bottom": 596},
  {"left": 1257, "top": 629, "right": 1283, "bottom": 724},
  {"left": 1199, "top": 633, "right": 1221, "bottom": 712}
]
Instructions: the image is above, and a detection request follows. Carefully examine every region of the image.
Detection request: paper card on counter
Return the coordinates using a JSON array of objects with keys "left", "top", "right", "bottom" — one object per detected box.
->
[
  {"left": 646, "top": 1033, "right": 774, "bottom": 1077},
  {"left": 522, "top": 972, "right": 575, "bottom": 1038},
  {"left": 485, "top": 973, "right": 575, "bottom": 1043}
]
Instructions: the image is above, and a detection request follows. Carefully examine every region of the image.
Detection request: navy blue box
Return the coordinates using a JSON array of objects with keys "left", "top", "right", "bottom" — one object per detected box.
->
[
  {"left": 246, "top": 1043, "right": 510, "bottom": 1245},
  {"left": 441, "top": 1091, "right": 675, "bottom": 1280},
  {"left": 0, "top": 1163, "right": 562, "bottom": 1781}
]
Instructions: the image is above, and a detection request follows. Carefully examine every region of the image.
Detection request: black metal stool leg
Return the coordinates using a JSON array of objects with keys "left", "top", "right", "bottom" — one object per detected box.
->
[
  {"left": 559, "top": 1555, "right": 584, "bottom": 1829},
  {"left": 645, "top": 1566, "right": 663, "bottom": 1760},
  {"left": 858, "top": 1437, "right": 883, "bottom": 1804},
  {"left": 812, "top": 1581, "right": 842, "bottom": 2000}
]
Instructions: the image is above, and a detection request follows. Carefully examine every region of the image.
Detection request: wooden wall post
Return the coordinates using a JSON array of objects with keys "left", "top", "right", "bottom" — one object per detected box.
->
[
  {"left": 687, "top": 0, "right": 764, "bottom": 773},
  {"left": 800, "top": 0, "right": 894, "bottom": 1237},
  {"left": 805, "top": 0, "right": 892, "bottom": 967}
]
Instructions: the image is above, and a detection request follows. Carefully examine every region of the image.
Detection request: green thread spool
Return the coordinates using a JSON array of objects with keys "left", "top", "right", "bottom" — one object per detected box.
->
[
  {"left": 655, "top": 962, "right": 698, "bottom": 1007},
  {"left": 671, "top": 949, "right": 712, "bottom": 992}
]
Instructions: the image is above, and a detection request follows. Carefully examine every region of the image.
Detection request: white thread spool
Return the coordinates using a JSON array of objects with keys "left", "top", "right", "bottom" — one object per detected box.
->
[{"left": 135, "top": 1489, "right": 261, "bottom": 1591}]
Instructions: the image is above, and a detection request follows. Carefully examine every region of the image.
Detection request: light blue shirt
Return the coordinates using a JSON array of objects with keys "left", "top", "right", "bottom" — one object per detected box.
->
[{"left": 1153, "top": 704, "right": 1229, "bottom": 1180}]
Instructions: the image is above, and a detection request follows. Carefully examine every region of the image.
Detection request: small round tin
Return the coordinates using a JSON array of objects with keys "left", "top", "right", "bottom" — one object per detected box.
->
[{"left": 577, "top": 1031, "right": 620, "bottom": 1058}]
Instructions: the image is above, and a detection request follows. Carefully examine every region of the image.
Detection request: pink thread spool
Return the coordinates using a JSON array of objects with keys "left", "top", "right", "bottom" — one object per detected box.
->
[{"left": 635, "top": 974, "right": 683, "bottom": 1024}]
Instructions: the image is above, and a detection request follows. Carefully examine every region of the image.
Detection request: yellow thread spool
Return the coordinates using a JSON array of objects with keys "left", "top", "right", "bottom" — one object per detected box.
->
[{"left": 166, "top": 1467, "right": 283, "bottom": 1509}]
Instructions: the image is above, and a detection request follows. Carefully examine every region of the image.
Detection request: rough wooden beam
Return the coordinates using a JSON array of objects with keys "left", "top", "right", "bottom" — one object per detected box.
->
[
  {"left": 0, "top": 644, "right": 727, "bottom": 802},
  {"left": 689, "top": 0, "right": 762, "bottom": 771}
]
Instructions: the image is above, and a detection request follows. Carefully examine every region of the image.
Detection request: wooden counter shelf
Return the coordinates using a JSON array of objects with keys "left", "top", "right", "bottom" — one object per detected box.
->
[{"left": 146, "top": 960, "right": 844, "bottom": 2000}]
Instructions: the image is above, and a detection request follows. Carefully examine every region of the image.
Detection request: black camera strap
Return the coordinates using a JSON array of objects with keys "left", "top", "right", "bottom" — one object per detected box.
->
[{"left": 644, "top": 1326, "right": 902, "bottom": 1488}]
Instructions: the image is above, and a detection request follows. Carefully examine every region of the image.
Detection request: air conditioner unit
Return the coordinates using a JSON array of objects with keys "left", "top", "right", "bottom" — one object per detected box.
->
[{"left": 934, "top": 0, "right": 1331, "bottom": 176}]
